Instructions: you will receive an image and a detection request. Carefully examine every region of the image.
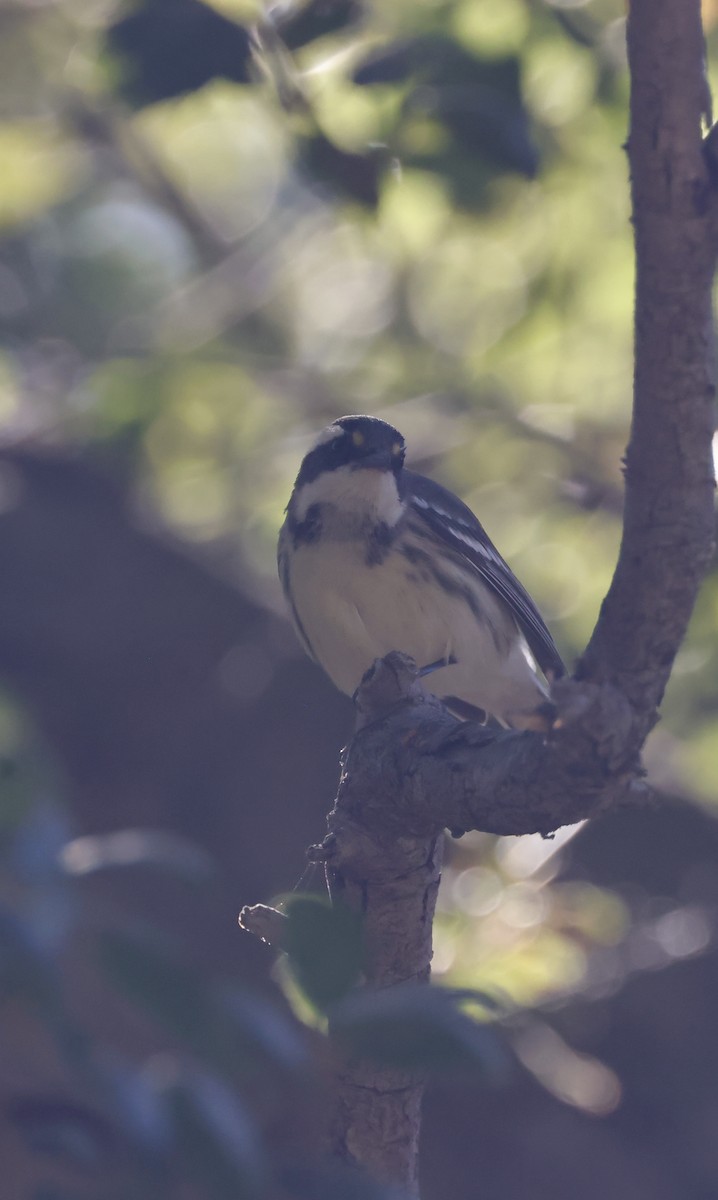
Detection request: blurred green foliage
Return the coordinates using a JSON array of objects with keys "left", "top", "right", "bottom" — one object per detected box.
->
[
  {"left": 0, "top": 0, "right": 717, "bottom": 1193},
  {"left": 0, "top": 713, "right": 506, "bottom": 1196}
]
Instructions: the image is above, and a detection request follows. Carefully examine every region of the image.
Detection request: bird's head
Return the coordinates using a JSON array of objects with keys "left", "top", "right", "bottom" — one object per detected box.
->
[{"left": 293, "top": 415, "right": 406, "bottom": 491}]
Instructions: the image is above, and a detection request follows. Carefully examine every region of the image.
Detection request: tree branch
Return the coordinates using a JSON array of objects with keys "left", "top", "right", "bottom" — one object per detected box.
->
[
  {"left": 579, "top": 0, "right": 718, "bottom": 734},
  {"left": 318, "top": 1, "right": 718, "bottom": 1191},
  {"left": 247, "top": 3, "right": 718, "bottom": 1192},
  {"left": 322, "top": 655, "right": 641, "bottom": 841}
]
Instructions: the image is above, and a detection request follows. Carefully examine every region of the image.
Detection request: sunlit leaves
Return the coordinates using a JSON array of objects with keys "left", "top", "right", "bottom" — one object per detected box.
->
[
  {"left": 0, "top": 122, "right": 86, "bottom": 228},
  {"left": 158, "top": 1067, "right": 266, "bottom": 1200},
  {"left": 136, "top": 87, "right": 286, "bottom": 240}
]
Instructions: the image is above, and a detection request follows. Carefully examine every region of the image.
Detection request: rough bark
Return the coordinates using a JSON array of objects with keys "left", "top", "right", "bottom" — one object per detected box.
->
[
  {"left": 579, "top": 0, "right": 718, "bottom": 729},
  {"left": 321, "top": 818, "right": 442, "bottom": 1193}
]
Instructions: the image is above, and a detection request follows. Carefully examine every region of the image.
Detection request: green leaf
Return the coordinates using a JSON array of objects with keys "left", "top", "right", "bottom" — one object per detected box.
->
[
  {"left": 98, "top": 929, "right": 309, "bottom": 1076},
  {"left": 330, "top": 984, "right": 507, "bottom": 1075},
  {"left": 162, "top": 1067, "right": 266, "bottom": 1200},
  {"left": 219, "top": 986, "right": 310, "bottom": 1073},
  {"left": 283, "top": 894, "right": 364, "bottom": 1011},
  {"left": 92, "top": 1052, "right": 173, "bottom": 1159},
  {"left": 0, "top": 907, "right": 61, "bottom": 1015},
  {"left": 9, "top": 1097, "right": 110, "bottom": 1168},
  {"left": 98, "top": 929, "right": 211, "bottom": 1048}
]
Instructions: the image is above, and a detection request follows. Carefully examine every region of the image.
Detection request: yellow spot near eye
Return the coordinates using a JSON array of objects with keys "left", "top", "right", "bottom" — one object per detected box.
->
[
  {"left": 352, "top": 430, "right": 365, "bottom": 447},
  {"left": 392, "top": 442, "right": 403, "bottom": 456}
]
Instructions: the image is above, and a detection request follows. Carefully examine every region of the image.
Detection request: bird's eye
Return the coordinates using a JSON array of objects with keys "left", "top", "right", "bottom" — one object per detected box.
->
[{"left": 352, "top": 430, "right": 365, "bottom": 448}]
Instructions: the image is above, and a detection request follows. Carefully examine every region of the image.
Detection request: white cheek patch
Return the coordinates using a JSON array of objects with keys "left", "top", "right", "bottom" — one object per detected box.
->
[
  {"left": 295, "top": 465, "right": 405, "bottom": 525},
  {"left": 369, "top": 471, "right": 405, "bottom": 526}
]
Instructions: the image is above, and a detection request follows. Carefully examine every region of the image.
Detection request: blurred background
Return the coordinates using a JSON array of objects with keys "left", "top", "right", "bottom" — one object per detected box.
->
[{"left": 0, "top": 0, "right": 718, "bottom": 1197}]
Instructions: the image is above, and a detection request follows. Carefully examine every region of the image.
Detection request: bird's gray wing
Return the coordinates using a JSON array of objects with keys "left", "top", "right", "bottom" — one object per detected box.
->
[{"left": 403, "top": 471, "right": 565, "bottom": 679}]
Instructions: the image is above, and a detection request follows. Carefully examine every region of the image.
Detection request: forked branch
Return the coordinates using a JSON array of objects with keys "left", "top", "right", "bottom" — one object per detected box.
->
[
  {"left": 319, "top": 1, "right": 718, "bottom": 1191},
  {"left": 248, "top": 2, "right": 718, "bottom": 1193}
]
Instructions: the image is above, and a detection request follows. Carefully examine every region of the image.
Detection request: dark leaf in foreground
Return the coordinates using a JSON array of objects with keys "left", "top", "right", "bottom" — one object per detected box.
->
[
  {"left": 330, "top": 983, "right": 508, "bottom": 1075},
  {"left": 7, "top": 1097, "right": 113, "bottom": 1168},
  {"left": 218, "top": 986, "right": 310, "bottom": 1072},
  {"left": 161, "top": 1067, "right": 266, "bottom": 1200},
  {"left": 0, "top": 908, "right": 60, "bottom": 1014},
  {"left": 283, "top": 894, "right": 364, "bottom": 1009},
  {"left": 98, "top": 929, "right": 209, "bottom": 1047},
  {"left": 98, "top": 929, "right": 308, "bottom": 1075}
]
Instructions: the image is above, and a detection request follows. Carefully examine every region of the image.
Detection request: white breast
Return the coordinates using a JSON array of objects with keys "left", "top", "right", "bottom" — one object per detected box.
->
[
  {"left": 286, "top": 533, "right": 548, "bottom": 725},
  {"left": 293, "top": 464, "right": 404, "bottom": 529}
]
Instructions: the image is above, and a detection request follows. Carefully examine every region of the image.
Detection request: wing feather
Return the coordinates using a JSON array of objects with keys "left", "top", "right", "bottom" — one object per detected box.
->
[{"left": 403, "top": 471, "right": 565, "bottom": 679}]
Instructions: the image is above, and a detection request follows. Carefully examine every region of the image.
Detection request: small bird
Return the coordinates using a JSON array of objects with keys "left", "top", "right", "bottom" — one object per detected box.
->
[{"left": 278, "top": 415, "right": 565, "bottom": 729}]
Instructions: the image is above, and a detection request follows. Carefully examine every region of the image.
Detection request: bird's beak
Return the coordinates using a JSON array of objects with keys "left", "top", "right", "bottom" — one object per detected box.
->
[{"left": 352, "top": 448, "right": 394, "bottom": 470}]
